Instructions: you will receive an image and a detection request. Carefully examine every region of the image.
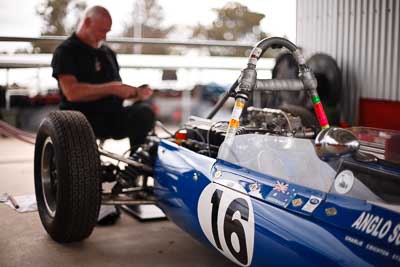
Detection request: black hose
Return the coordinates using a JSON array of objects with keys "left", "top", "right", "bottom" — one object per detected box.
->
[
  {"left": 253, "top": 37, "right": 297, "bottom": 59},
  {"left": 207, "top": 37, "right": 299, "bottom": 120},
  {"left": 206, "top": 79, "right": 238, "bottom": 119}
]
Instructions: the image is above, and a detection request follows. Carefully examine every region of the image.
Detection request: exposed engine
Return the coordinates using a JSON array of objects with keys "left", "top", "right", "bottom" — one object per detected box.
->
[
  {"left": 102, "top": 106, "right": 316, "bottom": 190},
  {"left": 244, "top": 107, "right": 305, "bottom": 134},
  {"left": 176, "top": 106, "right": 316, "bottom": 157}
]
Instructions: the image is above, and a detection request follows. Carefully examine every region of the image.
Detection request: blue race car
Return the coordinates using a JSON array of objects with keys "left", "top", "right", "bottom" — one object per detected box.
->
[{"left": 34, "top": 37, "right": 400, "bottom": 266}]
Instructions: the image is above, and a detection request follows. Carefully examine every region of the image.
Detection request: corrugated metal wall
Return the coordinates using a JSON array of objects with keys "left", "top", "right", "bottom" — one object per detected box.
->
[{"left": 296, "top": 0, "right": 400, "bottom": 124}]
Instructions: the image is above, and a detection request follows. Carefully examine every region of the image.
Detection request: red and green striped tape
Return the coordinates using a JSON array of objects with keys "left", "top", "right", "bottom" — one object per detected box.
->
[{"left": 312, "top": 95, "right": 330, "bottom": 129}]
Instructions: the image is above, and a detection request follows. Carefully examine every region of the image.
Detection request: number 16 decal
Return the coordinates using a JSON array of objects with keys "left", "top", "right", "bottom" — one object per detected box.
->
[{"left": 198, "top": 180, "right": 254, "bottom": 266}]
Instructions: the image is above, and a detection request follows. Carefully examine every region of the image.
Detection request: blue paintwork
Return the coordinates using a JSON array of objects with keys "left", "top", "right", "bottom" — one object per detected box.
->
[{"left": 154, "top": 139, "right": 400, "bottom": 266}]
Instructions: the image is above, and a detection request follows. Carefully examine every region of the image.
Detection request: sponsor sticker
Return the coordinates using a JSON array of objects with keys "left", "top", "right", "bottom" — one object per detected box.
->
[
  {"left": 291, "top": 198, "right": 303, "bottom": 207},
  {"left": 325, "top": 207, "right": 338, "bottom": 216},
  {"left": 301, "top": 195, "right": 322, "bottom": 213},
  {"left": 334, "top": 170, "right": 355, "bottom": 194}
]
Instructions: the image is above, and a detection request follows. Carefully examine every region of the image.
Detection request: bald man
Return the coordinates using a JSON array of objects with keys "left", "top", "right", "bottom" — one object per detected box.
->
[{"left": 51, "top": 6, "right": 155, "bottom": 149}]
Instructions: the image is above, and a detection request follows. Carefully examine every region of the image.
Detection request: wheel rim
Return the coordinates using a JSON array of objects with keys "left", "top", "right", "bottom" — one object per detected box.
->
[{"left": 41, "top": 137, "right": 57, "bottom": 217}]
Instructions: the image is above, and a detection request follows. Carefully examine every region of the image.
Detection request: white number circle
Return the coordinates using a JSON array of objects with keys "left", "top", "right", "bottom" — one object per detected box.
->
[{"left": 198, "top": 180, "right": 254, "bottom": 266}]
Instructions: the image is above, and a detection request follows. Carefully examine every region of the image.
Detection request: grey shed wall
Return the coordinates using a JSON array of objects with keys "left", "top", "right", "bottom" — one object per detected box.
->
[{"left": 296, "top": 0, "right": 400, "bottom": 124}]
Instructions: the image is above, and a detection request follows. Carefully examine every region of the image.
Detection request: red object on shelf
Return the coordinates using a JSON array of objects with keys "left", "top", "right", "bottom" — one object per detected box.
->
[{"left": 359, "top": 98, "right": 400, "bottom": 130}]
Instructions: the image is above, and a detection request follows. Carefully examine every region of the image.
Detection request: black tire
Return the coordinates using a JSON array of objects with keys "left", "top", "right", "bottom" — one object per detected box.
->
[
  {"left": 34, "top": 111, "right": 101, "bottom": 243},
  {"left": 307, "top": 53, "right": 342, "bottom": 106}
]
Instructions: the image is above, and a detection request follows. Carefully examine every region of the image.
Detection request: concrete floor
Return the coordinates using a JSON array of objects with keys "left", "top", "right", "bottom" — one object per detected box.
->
[{"left": 0, "top": 138, "right": 234, "bottom": 267}]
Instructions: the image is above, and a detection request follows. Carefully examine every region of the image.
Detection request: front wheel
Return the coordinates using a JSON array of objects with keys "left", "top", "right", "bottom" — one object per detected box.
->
[{"left": 34, "top": 111, "right": 101, "bottom": 243}]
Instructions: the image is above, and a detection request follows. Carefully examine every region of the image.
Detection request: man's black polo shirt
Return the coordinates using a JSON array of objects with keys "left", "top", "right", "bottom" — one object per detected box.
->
[{"left": 52, "top": 33, "right": 122, "bottom": 113}]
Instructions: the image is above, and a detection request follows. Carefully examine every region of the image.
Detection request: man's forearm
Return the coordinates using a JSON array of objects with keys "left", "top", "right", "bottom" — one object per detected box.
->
[
  {"left": 63, "top": 81, "right": 119, "bottom": 102},
  {"left": 58, "top": 74, "right": 137, "bottom": 101}
]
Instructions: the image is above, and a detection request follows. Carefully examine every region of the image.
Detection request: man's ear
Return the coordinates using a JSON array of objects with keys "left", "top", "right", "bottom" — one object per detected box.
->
[{"left": 83, "top": 17, "right": 91, "bottom": 27}]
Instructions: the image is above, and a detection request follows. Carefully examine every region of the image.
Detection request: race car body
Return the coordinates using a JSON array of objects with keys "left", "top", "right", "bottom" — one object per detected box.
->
[{"left": 154, "top": 130, "right": 400, "bottom": 266}]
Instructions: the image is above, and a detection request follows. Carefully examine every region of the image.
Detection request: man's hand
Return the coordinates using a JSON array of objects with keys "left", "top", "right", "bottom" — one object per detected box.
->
[
  {"left": 112, "top": 83, "right": 138, "bottom": 99},
  {"left": 136, "top": 84, "right": 153, "bottom": 101}
]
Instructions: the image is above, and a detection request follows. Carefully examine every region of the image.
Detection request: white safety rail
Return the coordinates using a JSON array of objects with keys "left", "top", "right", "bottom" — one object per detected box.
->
[{"left": 0, "top": 54, "right": 274, "bottom": 70}]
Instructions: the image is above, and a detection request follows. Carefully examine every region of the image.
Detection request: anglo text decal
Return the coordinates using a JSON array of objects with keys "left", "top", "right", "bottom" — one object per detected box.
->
[{"left": 351, "top": 212, "right": 400, "bottom": 245}]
